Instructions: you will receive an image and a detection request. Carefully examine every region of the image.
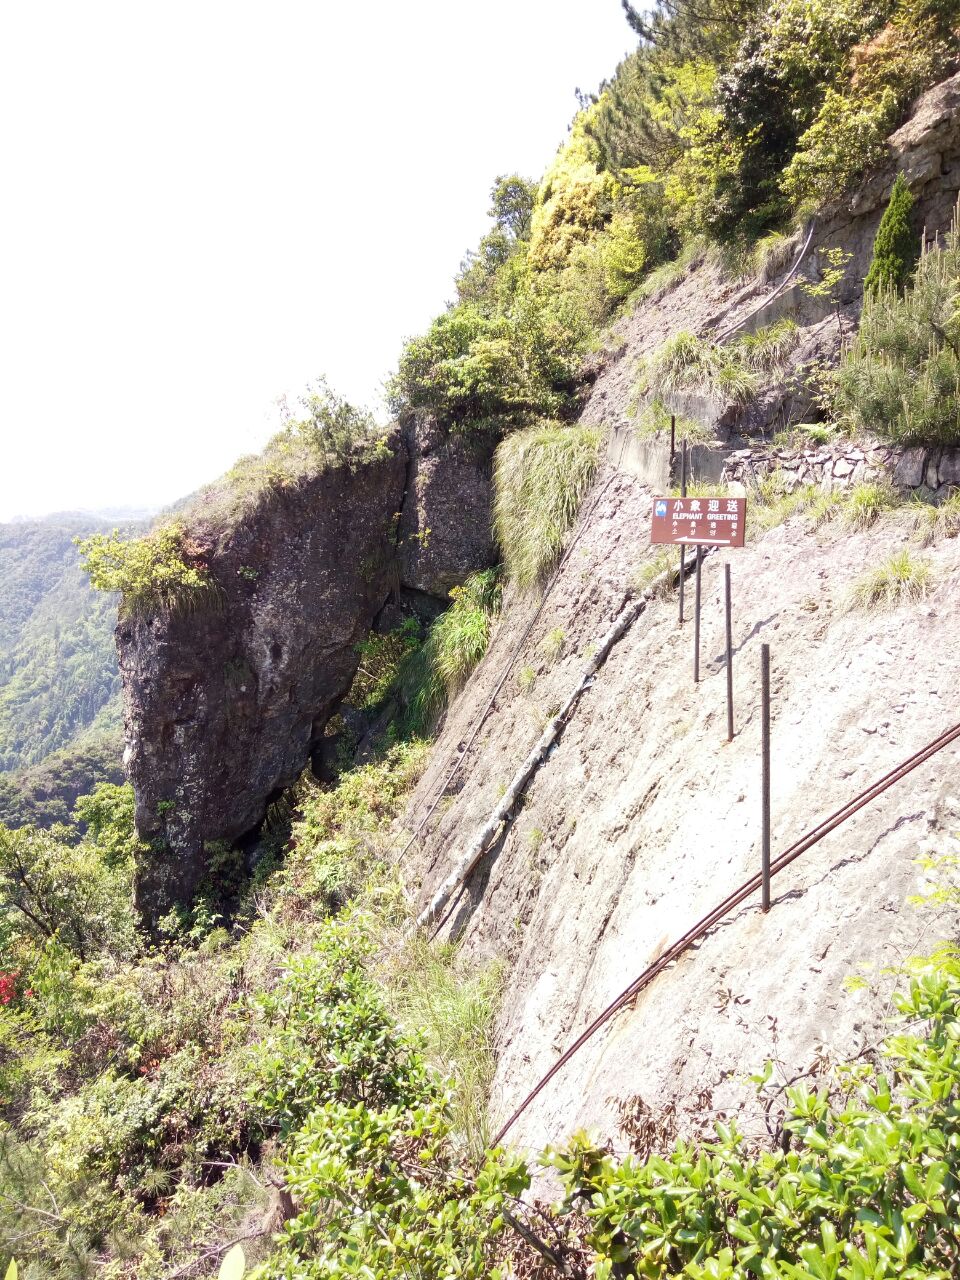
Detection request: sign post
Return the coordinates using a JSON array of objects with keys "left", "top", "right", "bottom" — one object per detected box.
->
[
  {"left": 761, "top": 642, "right": 771, "bottom": 913},
  {"left": 725, "top": 564, "right": 734, "bottom": 741},
  {"left": 650, "top": 495, "right": 747, "bottom": 549},
  {"left": 678, "top": 441, "right": 688, "bottom": 625},
  {"left": 650, "top": 492, "right": 747, "bottom": 712},
  {"left": 693, "top": 547, "right": 703, "bottom": 682}
]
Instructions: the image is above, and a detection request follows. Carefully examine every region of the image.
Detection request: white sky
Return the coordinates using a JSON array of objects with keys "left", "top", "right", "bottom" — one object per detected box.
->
[{"left": 0, "top": 1, "right": 635, "bottom": 521}]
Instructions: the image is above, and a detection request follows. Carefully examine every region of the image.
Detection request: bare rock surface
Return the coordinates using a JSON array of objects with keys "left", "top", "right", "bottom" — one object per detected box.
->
[
  {"left": 397, "top": 414, "right": 497, "bottom": 599},
  {"left": 405, "top": 469, "right": 960, "bottom": 1165}
]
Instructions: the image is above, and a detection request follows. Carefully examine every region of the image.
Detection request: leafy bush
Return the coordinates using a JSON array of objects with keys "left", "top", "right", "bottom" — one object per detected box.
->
[
  {"left": 75, "top": 522, "right": 219, "bottom": 619},
  {"left": 835, "top": 207, "right": 960, "bottom": 444},
  {"left": 849, "top": 548, "right": 932, "bottom": 609},
  {"left": 0, "top": 821, "right": 136, "bottom": 964},
  {"left": 388, "top": 301, "right": 577, "bottom": 435},
  {"left": 250, "top": 917, "right": 528, "bottom": 1280},
  {"left": 781, "top": 88, "right": 896, "bottom": 208},
  {"left": 865, "top": 172, "right": 917, "bottom": 294},
  {"left": 493, "top": 422, "right": 603, "bottom": 587},
  {"left": 348, "top": 620, "right": 421, "bottom": 712}
]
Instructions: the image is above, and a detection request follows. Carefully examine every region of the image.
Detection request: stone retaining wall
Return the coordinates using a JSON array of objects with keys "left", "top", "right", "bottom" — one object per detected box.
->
[{"left": 722, "top": 442, "right": 960, "bottom": 500}]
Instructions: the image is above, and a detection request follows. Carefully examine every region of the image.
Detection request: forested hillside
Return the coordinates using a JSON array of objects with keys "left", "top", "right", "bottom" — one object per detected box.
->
[
  {"left": 0, "top": 517, "right": 139, "bottom": 827},
  {"left": 3, "top": 1, "right": 960, "bottom": 1278}
]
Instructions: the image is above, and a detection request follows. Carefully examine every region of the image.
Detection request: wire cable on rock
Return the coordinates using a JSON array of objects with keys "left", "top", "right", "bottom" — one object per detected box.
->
[{"left": 492, "top": 717, "right": 960, "bottom": 1147}]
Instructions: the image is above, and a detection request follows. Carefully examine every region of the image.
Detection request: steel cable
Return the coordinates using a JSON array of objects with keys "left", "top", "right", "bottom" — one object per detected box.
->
[{"left": 492, "top": 718, "right": 960, "bottom": 1146}]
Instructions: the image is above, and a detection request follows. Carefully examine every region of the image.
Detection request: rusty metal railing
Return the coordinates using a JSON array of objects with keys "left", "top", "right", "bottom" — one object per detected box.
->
[{"left": 492, "top": 717, "right": 960, "bottom": 1146}]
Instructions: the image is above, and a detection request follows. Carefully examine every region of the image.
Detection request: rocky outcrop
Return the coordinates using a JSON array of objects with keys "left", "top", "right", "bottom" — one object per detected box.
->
[
  {"left": 397, "top": 414, "right": 497, "bottom": 600},
  {"left": 120, "top": 414, "right": 504, "bottom": 923},
  {"left": 120, "top": 438, "right": 408, "bottom": 924}
]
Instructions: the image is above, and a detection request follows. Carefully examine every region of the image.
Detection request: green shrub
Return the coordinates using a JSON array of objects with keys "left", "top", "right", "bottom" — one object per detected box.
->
[
  {"left": 348, "top": 620, "right": 421, "bottom": 712},
  {"left": 835, "top": 207, "right": 960, "bottom": 444},
  {"left": 781, "top": 88, "right": 896, "bottom": 208},
  {"left": 388, "top": 293, "right": 585, "bottom": 436},
  {"left": 75, "top": 522, "right": 219, "bottom": 619},
  {"left": 399, "top": 571, "right": 502, "bottom": 735},
  {"left": 865, "top": 172, "right": 917, "bottom": 295},
  {"left": 0, "top": 822, "right": 136, "bottom": 965},
  {"left": 849, "top": 548, "right": 932, "bottom": 609},
  {"left": 493, "top": 422, "right": 602, "bottom": 587},
  {"left": 250, "top": 916, "right": 528, "bottom": 1280}
]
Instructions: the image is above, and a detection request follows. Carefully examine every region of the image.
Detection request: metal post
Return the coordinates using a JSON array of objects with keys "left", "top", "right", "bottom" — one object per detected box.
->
[
  {"left": 670, "top": 414, "right": 676, "bottom": 462},
  {"left": 725, "top": 563, "right": 733, "bottom": 741},
  {"left": 678, "top": 440, "right": 688, "bottom": 625},
  {"left": 761, "top": 643, "right": 771, "bottom": 913},
  {"left": 693, "top": 547, "right": 703, "bottom": 682}
]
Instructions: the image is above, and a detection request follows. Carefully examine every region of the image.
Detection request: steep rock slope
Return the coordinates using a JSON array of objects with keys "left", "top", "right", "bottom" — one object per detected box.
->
[
  {"left": 404, "top": 76, "right": 960, "bottom": 1157},
  {"left": 406, "top": 467, "right": 960, "bottom": 1157}
]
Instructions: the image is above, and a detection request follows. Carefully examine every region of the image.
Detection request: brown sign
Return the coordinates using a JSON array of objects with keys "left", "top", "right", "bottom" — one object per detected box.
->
[{"left": 650, "top": 495, "right": 746, "bottom": 547}]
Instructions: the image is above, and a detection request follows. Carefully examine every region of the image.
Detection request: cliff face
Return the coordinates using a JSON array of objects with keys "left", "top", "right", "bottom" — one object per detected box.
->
[
  {"left": 119, "top": 414, "right": 500, "bottom": 923},
  {"left": 119, "top": 440, "right": 408, "bottom": 923}
]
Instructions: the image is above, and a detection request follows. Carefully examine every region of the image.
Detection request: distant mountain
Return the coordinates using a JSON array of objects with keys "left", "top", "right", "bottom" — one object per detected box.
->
[{"left": 0, "top": 512, "right": 147, "bottom": 826}]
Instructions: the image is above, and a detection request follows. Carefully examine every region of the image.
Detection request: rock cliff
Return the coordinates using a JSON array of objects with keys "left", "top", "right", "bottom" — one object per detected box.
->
[
  {"left": 119, "top": 439, "right": 407, "bottom": 922},
  {"left": 400, "top": 75, "right": 960, "bottom": 1161},
  {"left": 118, "top": 412, "right": 500, "bottom": 924}
]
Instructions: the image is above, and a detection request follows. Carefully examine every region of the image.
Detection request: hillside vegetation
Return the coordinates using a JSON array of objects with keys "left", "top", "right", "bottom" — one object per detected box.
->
[
  {"left": 4, "top": 0, "right": 960, "bottom": 1277},
  {"left": 0, "top": 518, "right": 140, "bottom": 827}
]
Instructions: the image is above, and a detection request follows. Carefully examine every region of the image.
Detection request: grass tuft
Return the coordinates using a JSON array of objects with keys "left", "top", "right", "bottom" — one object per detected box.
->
[
  {"left": 848, "top": 550, "right": 932, "bottom": 611},
  {"left": 639, "top": 320, "right": 798, "bottom": 412},
  {"left": 493, "top": 422, "right": 602, "bottom": 587},
  {"left": 908, "top": 489, "right": 960, "bottom": 546},
  {"left": 541, "top": 627, "right": 566, "bottom": 662},
  {"left": 842, "top": 482, "right": 899, "bottom": 530},
  {"left": 633, "top": 547, "right": 678, "bottom": 597},
  {"left": 386, "top": 937, "right": 504, "bottom": 1158}
]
